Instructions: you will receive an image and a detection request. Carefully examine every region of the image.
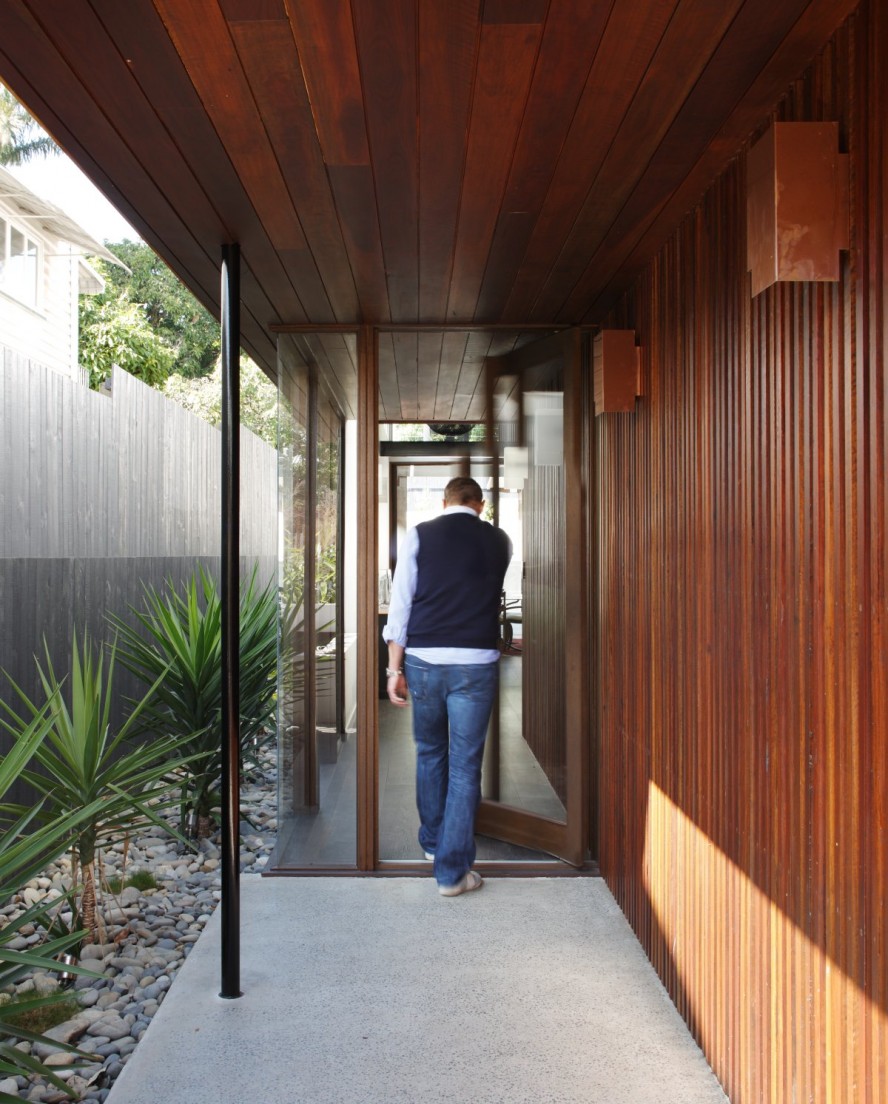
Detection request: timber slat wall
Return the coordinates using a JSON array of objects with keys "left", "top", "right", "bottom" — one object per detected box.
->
[
  {"left": 0, "top": 361, "right": 276, "bottom": 800},
  {"left": 523, "top": 463, "right": 566, "bottom": 802},
  {"left": 597, "top": 5, "right": 885, "bottom": 1102}
]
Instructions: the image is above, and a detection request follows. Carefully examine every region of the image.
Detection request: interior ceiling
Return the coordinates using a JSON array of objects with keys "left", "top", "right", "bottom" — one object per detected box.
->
[{"left": 0, "top": 0, "right": 855, "bottom": 421}]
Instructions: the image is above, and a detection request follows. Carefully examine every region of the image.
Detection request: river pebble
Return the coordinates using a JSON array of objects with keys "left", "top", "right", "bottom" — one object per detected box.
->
[{"left": 4, "top": 746, "right": 276, "bottom": 1100}]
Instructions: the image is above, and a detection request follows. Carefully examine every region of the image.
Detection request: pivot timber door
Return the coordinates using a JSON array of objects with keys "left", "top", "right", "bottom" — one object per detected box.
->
[{"left": 476, "top": 329, "right": 588, "bottom": 866}]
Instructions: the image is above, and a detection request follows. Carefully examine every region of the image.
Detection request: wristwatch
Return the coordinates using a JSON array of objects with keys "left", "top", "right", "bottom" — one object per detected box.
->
[{"left": 385, "top": 667, "right": 403, "bottom": 678}]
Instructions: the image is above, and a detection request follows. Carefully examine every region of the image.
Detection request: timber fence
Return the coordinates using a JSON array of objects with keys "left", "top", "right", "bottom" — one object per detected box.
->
[{"left": 0, "top": 357, "right": 277, "bottom": 803}]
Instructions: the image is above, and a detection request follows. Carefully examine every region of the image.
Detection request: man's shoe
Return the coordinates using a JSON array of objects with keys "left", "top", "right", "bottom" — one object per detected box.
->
[
  {"left": 423, "top": 851, "right": 435, "bottom": 861},
  {"left": 438, "top": 870, "right": 483, "bottom": 897}
]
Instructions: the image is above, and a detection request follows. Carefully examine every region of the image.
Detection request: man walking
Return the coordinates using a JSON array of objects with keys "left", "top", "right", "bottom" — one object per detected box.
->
[{"left": 384, "top": 476, "right": 512, "bottom": 896}]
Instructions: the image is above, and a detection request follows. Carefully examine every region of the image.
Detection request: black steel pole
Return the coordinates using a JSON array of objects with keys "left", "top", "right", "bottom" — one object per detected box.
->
[{"left": 220, "top": 243, "right": 242, "bottom": 999}]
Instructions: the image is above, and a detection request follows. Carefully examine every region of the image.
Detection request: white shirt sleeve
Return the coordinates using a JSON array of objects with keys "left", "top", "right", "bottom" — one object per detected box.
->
[{"left": 382, "top": 526, "right": 419, "bottom": 646}]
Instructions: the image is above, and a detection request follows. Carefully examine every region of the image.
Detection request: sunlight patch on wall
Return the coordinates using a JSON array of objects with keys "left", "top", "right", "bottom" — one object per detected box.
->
[{"left": 643, "top": 781, "right": 884, "bottom": 1103}]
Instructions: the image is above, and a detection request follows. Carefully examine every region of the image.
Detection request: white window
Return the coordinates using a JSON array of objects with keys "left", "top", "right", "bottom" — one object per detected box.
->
[{"left": 0, "top": 214, "right": 41, "bottom": 309}]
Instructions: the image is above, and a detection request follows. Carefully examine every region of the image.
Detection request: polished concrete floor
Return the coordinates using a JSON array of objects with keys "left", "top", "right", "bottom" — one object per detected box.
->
[{"left": 106, "top": 876, "right": 729, "bottom": 1104}]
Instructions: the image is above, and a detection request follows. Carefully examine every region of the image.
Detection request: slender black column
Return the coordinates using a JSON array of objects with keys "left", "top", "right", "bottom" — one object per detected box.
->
[{"left": 220, "top": 244, "right": 242, "bottom": 999}]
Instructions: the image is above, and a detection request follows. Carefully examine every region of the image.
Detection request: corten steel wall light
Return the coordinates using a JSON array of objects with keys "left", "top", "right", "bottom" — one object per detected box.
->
[
  {"left": 746, "top": 121, "right": 849, "bottom": 297},
  {"left": 593, "top": 329, "right": 642, "bottom": 415}
]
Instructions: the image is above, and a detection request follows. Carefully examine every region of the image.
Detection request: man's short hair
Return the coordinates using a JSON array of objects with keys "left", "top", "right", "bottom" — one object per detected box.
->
[{"left": 444, "top": 476, "right": 484, "bottom": 506}]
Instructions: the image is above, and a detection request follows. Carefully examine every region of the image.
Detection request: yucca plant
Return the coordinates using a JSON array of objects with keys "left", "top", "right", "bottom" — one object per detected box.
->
[
  {"left": 0, "top": 633, "right": 193, "bottom": 941},
  {"left": 111, "top": 565, "right": 277, "bottom": 837},
  {"left": 0, "top": 705, "right": 105, "bottom": 1103}
]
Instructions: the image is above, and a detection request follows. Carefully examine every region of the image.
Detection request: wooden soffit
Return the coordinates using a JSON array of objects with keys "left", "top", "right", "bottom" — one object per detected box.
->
[{"left": 0, "top": 0, "right": 859, "bottom": 415}]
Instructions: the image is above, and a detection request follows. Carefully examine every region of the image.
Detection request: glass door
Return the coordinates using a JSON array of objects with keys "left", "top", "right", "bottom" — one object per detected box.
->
[{"left": 476, "top": 329, "right": 588, "bottom": 865}]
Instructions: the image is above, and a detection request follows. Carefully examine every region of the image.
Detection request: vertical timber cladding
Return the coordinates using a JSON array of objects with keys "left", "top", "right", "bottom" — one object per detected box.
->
[
  {"left": 596, "top": 6, "right": 886, "bottom": 1104},
  {"left": 523, "top": 463, "right": 566, "bottom": 802}
]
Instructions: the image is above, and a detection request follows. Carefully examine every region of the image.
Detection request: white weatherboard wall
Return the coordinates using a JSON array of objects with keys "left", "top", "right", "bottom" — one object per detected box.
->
[{"left": 0, "top": 233, "right": 84, "bottom": 381}]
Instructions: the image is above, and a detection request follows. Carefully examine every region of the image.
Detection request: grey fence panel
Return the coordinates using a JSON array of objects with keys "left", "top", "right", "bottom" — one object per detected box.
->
[{"left": 0, "top": 358, "right": 277, "bottom": 807}]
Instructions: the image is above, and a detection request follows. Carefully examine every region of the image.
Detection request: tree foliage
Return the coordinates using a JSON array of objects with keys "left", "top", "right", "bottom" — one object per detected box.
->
[
  {"left": 80, "top": 242, "right": 220, "bottom": 387},
  {"left": 0, "top": 86, "right": 58, "bottom": 166},
  {"left": 79, "top": 246, "right": 278, "bottom": 443},
  {"left": 163, "top": 358, "right": 279, "bottom": 448},
  {"left": 79, "top": 292, "right": 174, "bottom": 389},
  {"left": 98, "top": 241, "right": 220, "bottom": 378}
]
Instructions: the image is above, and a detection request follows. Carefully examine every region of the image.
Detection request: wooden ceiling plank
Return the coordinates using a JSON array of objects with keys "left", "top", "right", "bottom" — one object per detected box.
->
[
  {"left": 319, "top": 333, "right": 358, "bottom": 419},
  {"left": 416, "top": 330, "right": 443, "bottom": 420},
  {"left": 2, "top": 3, "right": 223, "bottom": 278},
  {"left": 79, "top": 0, "right": 308, "bottom": 344},
  {"left": 0, "top": 6, "right": 301, "bottom": 373},
  {"left": 417, "top": 0, "right": 480, "bottom": 322},
  {"left": 286, "top": 0, "right": 369, "bottom": 167},
  {"left": 154, "top": 0, "right": 335, "bottom": 320},
  {"left": 65, "top": 0, "right": 315, "bottom": 342},
  {"left": 230, "top": 21, "right": 360, "bottom": 321},
  {"left": 151, "top": 8, "right": 330, "bottom": 333},
  {"left": 447, "top": 20, "right": 544, "bottom": 321},
  {"left": 474, "top": 0, "right": 612, "bottom": 319},
  {"left": 307, "top": 333, "right": 357, "bottom": 419},
  {"left": 20, "top": 2, "right": 225, "bottom": 245},
  {"left": 561, "top": 0, "right": 814, "bottom": 319},
  {"left": 353, "top": 0, "right": 419, "bottom": 321},
  {"left": 287, "top": 0, "right": 389, "bottom": 316},
  {"left": 0, "top": 0, "right": 854, "bottom": 401},
  {"left": 464, "top": 386, "right": 488, "bottom": 424},
  {"left": 582, "top": 0, "right": 861, "bottom": 320},
  {"left": 393, "top": 331, "right": 420, "bottom": 421},
  {"left": 377, "top": 332, "right": 401, "bottom": 420},
  {"left": 219, "top": 0, "right": 287, "bottom": 19},
  {"left": 483, "top": 0, "right": 549, "bottom": 23},
  {"left": 529, "top": 0, "right": 750, "bottom": 321},
  {"left": 433, "top": 332, "right": 471, "bottom": 421},
  {"left": 301, "top": 334, "right": 352, "bottom": 418},
  {"left": 0, "top": 48, "right": 213, "bottom": 301},
  {"left": 501, "top": 0, "right": 678, "bottom": 321},
  {"left": 450, "top": 332, "right": 494, "bottom": 421},
  {"left": 238, "top": 274, "right": 279, "bottom": 370},
  {"left": 326, "top": 164, "right": 391, "bottom": 322}
]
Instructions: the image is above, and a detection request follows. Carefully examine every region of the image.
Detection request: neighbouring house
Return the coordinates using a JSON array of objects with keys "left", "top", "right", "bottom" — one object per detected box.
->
[{"left": 0, "top": 163, "right": 119, "bottom": 380}]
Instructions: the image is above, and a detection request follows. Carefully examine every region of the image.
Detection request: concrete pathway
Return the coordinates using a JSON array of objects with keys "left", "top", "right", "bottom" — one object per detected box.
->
[{"left": 107, "top": 876, "right": 728, "bottom": 1104}]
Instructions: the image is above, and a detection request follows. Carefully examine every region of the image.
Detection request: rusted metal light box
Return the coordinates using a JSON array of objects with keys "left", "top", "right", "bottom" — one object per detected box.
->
[
  {"left": 593, "top": 329, "right": 641, "bottom": 415},
  {"left": 746, "top": 121, "right": 849, "bottom": 297}
]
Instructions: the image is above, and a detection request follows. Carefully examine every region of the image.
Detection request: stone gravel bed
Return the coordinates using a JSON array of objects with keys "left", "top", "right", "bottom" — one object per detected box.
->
[{"left": 0, "top": 757, "right": 276, "bottom": 1103}]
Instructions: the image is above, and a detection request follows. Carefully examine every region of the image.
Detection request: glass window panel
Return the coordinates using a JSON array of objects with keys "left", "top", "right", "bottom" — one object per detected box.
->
[
  {"left": 6, "top": 226, "right": 38, "bottom": 306},
  {"left": 272, "top": 333, "right": 357, "bottom": 868}
]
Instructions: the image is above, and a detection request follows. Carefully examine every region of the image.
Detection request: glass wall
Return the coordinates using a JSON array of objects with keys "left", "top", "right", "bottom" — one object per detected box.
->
[
  {"left": 485, "top": 371, "right": 567, "bottom": 821},
  {"left": 273, "top": 333, "right": 357, "bottom": 868}
]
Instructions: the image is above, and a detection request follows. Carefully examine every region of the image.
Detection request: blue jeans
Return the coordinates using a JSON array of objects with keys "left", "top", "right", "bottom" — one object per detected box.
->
[{"left": 404, "top": 656, "right": 499, "bottom": 887}]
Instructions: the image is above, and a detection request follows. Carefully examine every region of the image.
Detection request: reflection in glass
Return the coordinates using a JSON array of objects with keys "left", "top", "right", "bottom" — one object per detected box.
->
[
  {"left": 376, "top": 367, "right": 564, "bottom": 861},
  {"left": 484, "top": 363, "right": 567, "bottom": 821},
  {"left": 273, "top": 334, "right": 357, "bottom": 867}
]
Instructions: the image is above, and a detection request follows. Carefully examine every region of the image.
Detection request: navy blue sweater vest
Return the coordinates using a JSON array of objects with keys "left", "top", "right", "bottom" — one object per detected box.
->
[{"left": 407, "top": 512, "right": 512, "bottom": 649}]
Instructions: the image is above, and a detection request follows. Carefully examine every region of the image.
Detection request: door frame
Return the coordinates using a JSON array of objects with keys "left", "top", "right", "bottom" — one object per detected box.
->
[
  {"left": 278, "top": 322, "right": 593, "bottom": 873},
  {"left": 474, "top": 328, "right": 589, "bottom": 866}
]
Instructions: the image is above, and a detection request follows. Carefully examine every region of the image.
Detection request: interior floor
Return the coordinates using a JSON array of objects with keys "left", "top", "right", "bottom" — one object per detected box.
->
[{"left": 271, "top": 653, "right": 566, "bottom": 869}]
